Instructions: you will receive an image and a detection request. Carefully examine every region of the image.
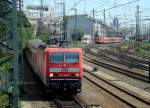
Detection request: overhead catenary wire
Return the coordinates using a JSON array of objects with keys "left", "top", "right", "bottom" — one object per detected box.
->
[
  {"left": 82, "top": 0, "right": 138, "bottom": 21},
  {"left": 67, "top": 0, "right": 82, "bottom": 13},
  {"left": 94, "top": 0, "right": 139, "bottom": 14}
]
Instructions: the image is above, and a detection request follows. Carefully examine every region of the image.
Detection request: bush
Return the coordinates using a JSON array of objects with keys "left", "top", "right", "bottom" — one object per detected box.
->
[
  {"left": 138, "top": 49, "right": 150, "bottom": 57},
  {"left": 0, "top": 92, "right": 9, "bottom": 108},
  {"left": 35, "top": 32, "right": 50, "bottom": 42}
]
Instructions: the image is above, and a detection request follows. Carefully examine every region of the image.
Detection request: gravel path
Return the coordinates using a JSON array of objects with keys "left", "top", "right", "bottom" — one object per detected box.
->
[
  {"left": 78, "top": 78, "right": 133, "bottom": 108},
  {"left": 20, "top": 60, "right": 54, "bottom": 108},
  {"left": 84, "top": 61, "right": 150, "bottom": 92}
]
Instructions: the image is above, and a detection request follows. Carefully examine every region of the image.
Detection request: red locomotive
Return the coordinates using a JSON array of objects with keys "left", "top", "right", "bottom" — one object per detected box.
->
[
  {"left": 95, "top": 37, "right": 123, "bottom": 44},
  {"left": 25, "top": 39, "right": 83, "bottom": 94}
]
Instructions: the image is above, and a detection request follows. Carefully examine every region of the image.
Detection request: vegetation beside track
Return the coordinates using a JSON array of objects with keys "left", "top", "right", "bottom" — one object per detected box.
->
[
  {"left": 34, "top": 32, "right": 50, "bottom": 42},
  {"left": 72, "top": 41, "right": 82, "bottom": 47},
  {"left": 0, "top": 62, "right": 12, "bottom": 72},
  {"left": 117, "top": 42, "right": 150, "bottom": 58},
  {"left": 0, "top": 91, "right": 9, "bottom": 108},
  {"left": 135, "top": 43, "right": 150, "bottom": 58},
  {"left": 0, "top": 2, "right": 33, "bottom": 107}
]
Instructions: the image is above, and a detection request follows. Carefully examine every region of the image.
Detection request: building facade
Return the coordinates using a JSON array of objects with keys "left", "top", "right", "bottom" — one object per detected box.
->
[
  {"left": 67, "top": 14, "right": 120, "bottom": 40},
  {"left": 50, "top": 16, "right": 64, "bottom": 39},
  {"left": 67, "top": 15, "right": 93, "bottom": 40},
  {"left": 23, "top": 5, "right": 53, "bottom": 35}
]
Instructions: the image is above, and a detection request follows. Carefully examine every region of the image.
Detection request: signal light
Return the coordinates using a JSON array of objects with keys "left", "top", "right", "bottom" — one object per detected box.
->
[{"left": 49, "top": 73, "right": 53, "bottom": 77}]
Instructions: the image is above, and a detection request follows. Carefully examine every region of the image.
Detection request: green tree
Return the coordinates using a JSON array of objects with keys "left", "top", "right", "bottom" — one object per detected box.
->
[
  {"left": 0, "top": 91, "right": 9, "bottom": 108},
  {"left": 0, "top": 2, "right": 33, "bottom": 107},
  {"left": 36, "top": 32, "right": 51, "bottom": 42},
  {"left": 95, "top": 31, "right": 99, "bottom": 37},
  {"left": 0, "top": 1, "right": 32, "bottom": 47},
  {"left": 72, "top": 29, "right": 84, "bottom": 41},
  {"left": 18, "top": 11, "right": 33, "bottom": 47}
]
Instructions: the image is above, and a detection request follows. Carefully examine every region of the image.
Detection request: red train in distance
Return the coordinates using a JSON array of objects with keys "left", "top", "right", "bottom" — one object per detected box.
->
[
  {"left": 95, "top": 37, "right": 123, "bottom": 44},
  {"left": 25, "top": 39, "right": 83, "bottom": 94}
]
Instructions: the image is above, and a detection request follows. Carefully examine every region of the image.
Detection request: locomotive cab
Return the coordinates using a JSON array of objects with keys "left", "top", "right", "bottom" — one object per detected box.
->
[{"left": 45, "top": 48, "right": 83, "bottom": 94}]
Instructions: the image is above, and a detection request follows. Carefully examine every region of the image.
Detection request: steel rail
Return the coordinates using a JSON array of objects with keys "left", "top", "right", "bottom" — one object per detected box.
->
[
  {"left": 103, "top": 49, "right": 149, "bottom": 65},
  {"left": 54, "top": 99, "right": 64, "bottom": 108},
  {"left": 84, "top": 54, "right": 149, "bottom": 82},
  {"left": 87, "top": 49, "right": 149, "bottom": 71},
  {"left": 83, "top": 71, "right": 150, "bottom": 108},
  {"left": 54, "top": 97, "right": 85, "bottom": 108},
  {"left": 83, "top": 75, "right": 135, "bottom": 108}
]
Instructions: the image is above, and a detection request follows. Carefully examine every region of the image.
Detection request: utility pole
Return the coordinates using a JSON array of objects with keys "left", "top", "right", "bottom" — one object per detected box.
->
[
  {"left": 135, "top": 5, "right": 140, "bottom": 47},
  {"left": 57, "top": 3, "right": 66, "bottom": 40},
  {"left": 40, "top": 0, "right": 43, "bottom": 21},
  {"left": 103, "top": 8, "right": 106, "bottom": 37},
  {"left": 75, "top": 8, "right": 77, "bottom": 41},
  {"left": 63, "top": 3, "right": 66, "bottom": 40},
  {"left": 71, "top": 8, "right": 77, "bottom": 41},
  {"left": 18, "top": 0, "right": 24, "bottom": 96},
  {"left": 38, "top": 0, "right": 44, "bottom": 35},
  {"left": 12, "top": 0, "right": 19, "bottom": 107},
  {"left": 84, "top": 0, "right": 86, "bottom": 15},
  {"left": 92, "top": 8, "right": 95, "bottom": 42}
]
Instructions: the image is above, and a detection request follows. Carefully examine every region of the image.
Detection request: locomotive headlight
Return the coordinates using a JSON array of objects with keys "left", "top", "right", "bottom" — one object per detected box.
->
[
  {"left": 75, "top": 73, "right": 80, "bottom": 77},
  {"left": 68, "top": 68, "right": 80, "bottom": 72},
  {"left": 49, "top": 73, "right": 53, "bottom": 77}
]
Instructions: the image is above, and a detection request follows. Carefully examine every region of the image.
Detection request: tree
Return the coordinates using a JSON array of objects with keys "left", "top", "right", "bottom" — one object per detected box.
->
[
  {"left": 0, "top": 91, "right": 9, "bottom": 108},
  {"left": 0, "top": 2, "right": 33, "bottom": 107},
  {"left": 72, "top": 29, "right": 84, "bottom": 41},
  {"left": 95, "top": 31, "right": 99, "bottom": 37},
  {"left": 0, "top": 1, "right": 32, "bottom": 44}
]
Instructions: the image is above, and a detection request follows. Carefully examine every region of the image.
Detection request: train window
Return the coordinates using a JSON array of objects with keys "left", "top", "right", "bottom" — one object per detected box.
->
[
  {"left": 49, "top": 52, "right": 79, "bottom": 63},
  {"left": 65, "top": 53, "right": 79, "bottom": 63},
  {"left": 49, "top": 52, "right": 64, "bottom": 63}
]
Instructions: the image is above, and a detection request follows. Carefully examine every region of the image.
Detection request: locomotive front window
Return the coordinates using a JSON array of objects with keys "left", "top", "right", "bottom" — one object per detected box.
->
[
  {"left": 65, "top": 53, "right": 79, "bottom": 63},
  {"left": 50, "top": 52, "right": 64, "bottom": 63},
  {"left": 49, "top": 52, "right": 79, "bottom": 63}
]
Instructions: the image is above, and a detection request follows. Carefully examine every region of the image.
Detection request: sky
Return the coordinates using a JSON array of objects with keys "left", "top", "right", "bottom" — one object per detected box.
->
[{"left": 24, "top": 0, "right": 150, "bottom": 27}]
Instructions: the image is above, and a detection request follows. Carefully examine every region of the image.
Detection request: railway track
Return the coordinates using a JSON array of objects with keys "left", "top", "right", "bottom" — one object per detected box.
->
[
  {"left": 86, "top": 48, "right": 149, "bottom": 71},
  {"left": 83, "top": 71, "right": 150, "bottom": 108},
  {"left": 118, "top": 50, "right": 149, "bottom": 64},
  {"left": 84, "top": 53, "right": 149, "bottom": 82},
  {"left": 101, "top": 49, "right": 149, "bottom": 66},
  {"left": 54, "top": 96, "right": 85, "bottom": 108}
]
